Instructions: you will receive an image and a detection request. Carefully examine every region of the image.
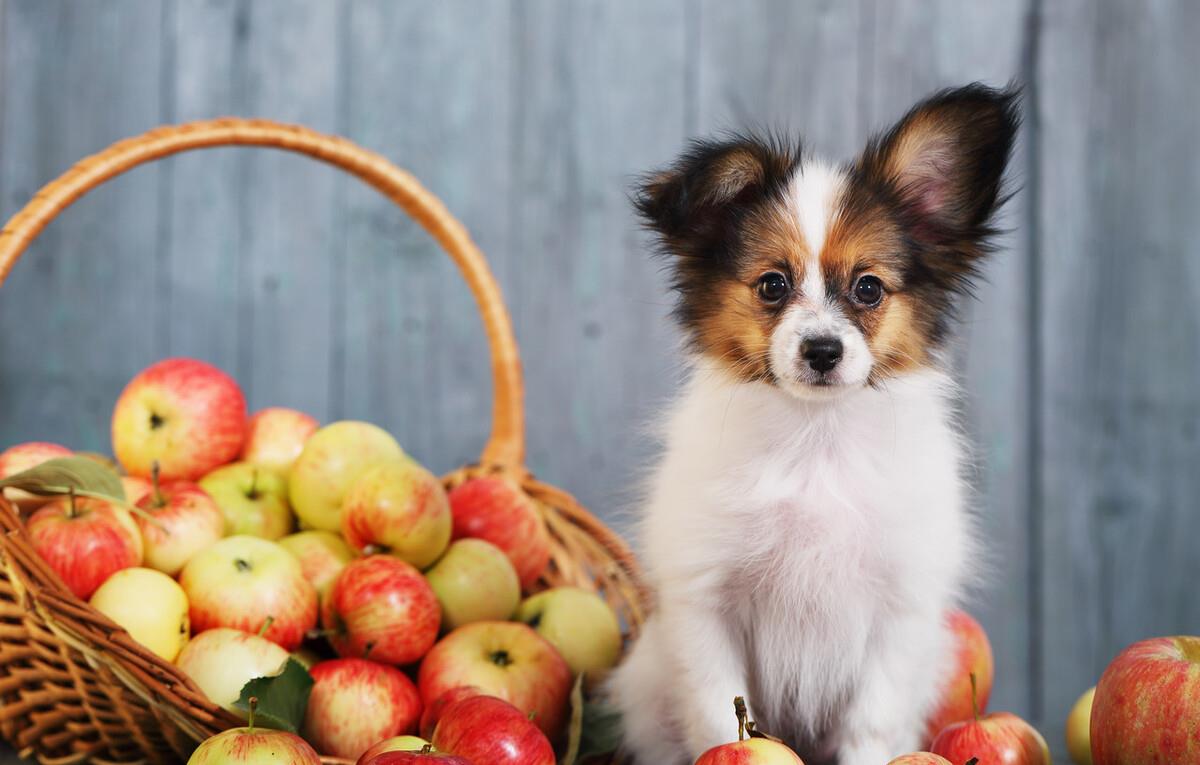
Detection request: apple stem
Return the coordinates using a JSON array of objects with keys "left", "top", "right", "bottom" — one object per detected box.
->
[
  {"left": 420, "top": 745, "right": 433, "bottom": 754},
  {"left": 150, "top": 461, "right": 165, "bottom": 508},
  {"left": 257, "top": 616, "right": 274, "bottom": 638},
  {"left": 363, "top": 641, "right": 376, "bottom": 660},
  {"left": 247, "top": 696, "right": 258, "bottom": 732},
  {"left": 966, "top": 760, "right": 979, "bottom": 765},
  {"left": 247, "top": 468, "right": 259, "bottom": 500},
  {"left": 970, "top": 672, "right": 980, "bottom": 722},
  {"left": 66, "top": 487, "right": 77, "bottom": 518},
  {"left": 734, "top": 696, "right": 748, "bottom": 742}
]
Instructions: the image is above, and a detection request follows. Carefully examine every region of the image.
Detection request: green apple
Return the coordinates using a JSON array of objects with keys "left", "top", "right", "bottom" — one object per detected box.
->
[
  {"left": 200, "top": 462, "right": 292, "bottom": 540},
  {"left": 278, "top": 530, "right": 355, "bottom": 601},
  {"left": 176, "top": 627, "right": 288, "bottom": 710},
  {"left": 288, "top": 421, "right": 404, "bottom": 532},
  {"left": 1066, "top": 686, "right": 1094, "bottom": 765},
  {"left": 90, "top": 567, "right": 190, "bottom": 661},
  {"left": 425, "top": 539, "right": 520, "bottom": 630},
  {"left": 515, "top": 587, "right": 622, "bottom": 677}
]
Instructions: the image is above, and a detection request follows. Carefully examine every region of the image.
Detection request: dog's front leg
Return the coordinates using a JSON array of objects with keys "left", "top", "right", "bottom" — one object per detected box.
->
[
  {"left": 659, "top": 599, "right": 749, "bottom": 759},
  {"left": 834, "top": 612, "right": 947, "bottom": 764}
]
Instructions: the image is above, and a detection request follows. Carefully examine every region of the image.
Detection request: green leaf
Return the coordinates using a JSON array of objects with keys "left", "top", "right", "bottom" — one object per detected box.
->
[
  {"left": 560, "top": 674, "right": 586, "bottom": 765},
  {"left": 0, "top": 456, "right": 125, "bottom": 502},
  {"left": 575, "top": 695, "right": 624, "bottom": 764},
  {"left": 232, "top": 658, "right": 313, "bottom": 733}
]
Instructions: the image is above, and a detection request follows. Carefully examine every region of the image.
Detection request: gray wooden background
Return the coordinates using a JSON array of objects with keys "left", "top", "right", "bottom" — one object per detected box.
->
[{"left": 0, "top": 0, "right": 1196, "bottom": 755}]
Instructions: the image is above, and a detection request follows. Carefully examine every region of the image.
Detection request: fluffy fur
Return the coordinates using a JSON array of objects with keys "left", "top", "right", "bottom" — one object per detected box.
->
[{"left": 608, "top": 84, "right": 1019, "bottom": 765}]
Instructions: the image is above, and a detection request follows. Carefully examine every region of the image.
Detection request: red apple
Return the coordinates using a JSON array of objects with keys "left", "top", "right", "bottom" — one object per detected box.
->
[
  {"left": 356, "top": 736, "right": 435, "bottom": 764},
  {"left": 323, "top": 555, "right": 439, "bottom": 664},
  {"left": 693, "top": 698, "right": 805, "bottom": 765},
  {"left": 188, "top": 700, "right": 322, "bottom": 765},
  {"left": 360, "top": 750, "right": 472, "bottom": 765},
  {"left": 431, "top": 695, "right": 555, "bottom": 765},
  {"left": 302, "top": 658, "right": 423, "bottom": 760},
  {"left": 179, "top": 535, "right": 317, "bottom": 650},
  {"left": 342, "top": 459, "right": 452, "bottom": 569},
  {"left": 135, "top": 471, "right": 225, "bottom": 575},
  {"left": 931, "top": 711, "right": 1050, "bottom": 765},
  {"left": 241, "top": 407, "right": 318, "bottom": 474},
  {"left": 887, "top": 755, "right": 952, "bottom": 765},
  {"left": 1091, "top": 636, "right": 1200, "bottom": 765},
  {"left": 448, "top": 477, "right": 550, "bottom": 589},
  {"left": 417, "top": 621, "right": 571, "bottom": 738},
  {"left": 27, "top": 494, "right": 143, "bottom": 599},
  {"left": 925, "top": 609, "right": 994, "bottom": 744},
  {"left": 112, "top": 358, "right": 247, "bottom": 481},
  {"left": 0, "top": 441, "right": 72, "bottom": 510},
  {"left": 419, "top": 685, "right": 484, "bottom": 740},
  {"left": 279, "top": 530, "right": 355, "bottom": 601}
]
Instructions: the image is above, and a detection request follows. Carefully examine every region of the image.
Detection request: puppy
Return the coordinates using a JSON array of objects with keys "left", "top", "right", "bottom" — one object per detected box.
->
[{"left": 608, "top": 84, "right": 1019, "bottom": 765}]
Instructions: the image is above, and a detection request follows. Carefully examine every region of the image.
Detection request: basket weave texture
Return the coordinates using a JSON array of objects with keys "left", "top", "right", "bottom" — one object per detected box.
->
[{"left": 0, "top": 119, "right": 646, "bottom": 764}]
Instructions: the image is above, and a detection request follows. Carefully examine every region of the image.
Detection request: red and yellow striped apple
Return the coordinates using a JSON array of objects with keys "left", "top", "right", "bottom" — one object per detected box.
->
[
  {"left": 302, "top": 658, "right": 422, "bottom": 760},
  {"left": 176, "top": 628, "right": 289, "bottom": 711},
  {"left": 135, "top": 475, "right": 225, "bottom": 575},
  {"left": 356, "top": 736, "right": 433, "bottom": 764},
  {"left": 322, "top": 555, "right": 439, "bottom": 664},
  {"left": 448, "top": 477, "right": 550, "bottom": 589},
  {"left": 1091, "top": 636, "right": 1200, "bottom": 765},
  {"left": 187, "top": 701, "right": 321, "bottom": 765},
  {"left": 431, "top": 694, "right": 555, "bottom": 765},
  {"left": 0, "top": 441, "right": 72, "bottom": 510},
  {"left": 419, "top": 686, "right": 484, "bottom": 740},
  {"left": 925, "top": 609, "right": 994, "bottom": 743},
  {"left": 931, "top": 710, "right": 1050, "bottom": 765},
  {"left": 342, "top": 459, "right": 452, "bottom": 569},
  {"left": 27, "top": 494, "right": 143, "bottom": 599},
  {"left": 289, "top": 421, "right": 404, "bottom": 532},
  {"left": 112, "top": 358, "right": 246, "bottom": 481},
  {"left": 417, "top": 621, "right": 571, "bottom": 738},
  {"left": 279, "top": 530, "right": 354, "bottom": 601},
  {"left": 887, "top": 755, "right": 952, "bottom": 765},
  {"left": 241, "top": 407, "right": 318, "bottom": 475},
  {"left": 179, "top": 535, "right": 317, "bottom": 651}
]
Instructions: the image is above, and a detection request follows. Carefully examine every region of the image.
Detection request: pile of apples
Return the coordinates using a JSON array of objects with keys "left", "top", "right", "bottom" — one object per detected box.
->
[{"left": 0, "top": 358, "right": 624, "bottom": 765}]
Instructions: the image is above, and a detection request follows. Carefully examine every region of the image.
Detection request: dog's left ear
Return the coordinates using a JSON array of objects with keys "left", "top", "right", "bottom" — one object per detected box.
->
[{"left": 858, "top": 84, "right": 1020, "bottom": 243}]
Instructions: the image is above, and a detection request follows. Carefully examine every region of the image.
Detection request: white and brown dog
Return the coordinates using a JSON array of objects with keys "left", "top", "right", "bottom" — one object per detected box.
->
[{"left": 608, "top": 85, "right": 1019, "bottom": 765}]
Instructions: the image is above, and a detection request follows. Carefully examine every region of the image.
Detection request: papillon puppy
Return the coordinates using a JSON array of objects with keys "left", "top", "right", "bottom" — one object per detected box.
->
[{"left": 608, "top": 84, "right": 1019, "bottom": 765}]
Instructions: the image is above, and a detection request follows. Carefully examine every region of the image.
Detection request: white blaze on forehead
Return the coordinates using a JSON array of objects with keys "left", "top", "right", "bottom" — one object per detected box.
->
[{"left": 784, "top": 161, "right": 846, "bottom": 307}]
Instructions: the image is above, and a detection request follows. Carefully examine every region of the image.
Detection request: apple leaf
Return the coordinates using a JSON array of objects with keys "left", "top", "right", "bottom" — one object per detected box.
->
[
  {"left": 561, "top": 675, "right": 586, "bottom": 765},
  {"left": 572, "top": 694, "right": 623, "bottom": 764},
  {"left": 232, "top": 658, "right": 313, "bottom": 733},
  {"left": 0, "top": 456, "right": 125, "bottom": 502}
]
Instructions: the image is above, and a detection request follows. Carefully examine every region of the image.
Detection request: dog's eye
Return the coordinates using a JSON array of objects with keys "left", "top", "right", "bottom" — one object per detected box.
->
[
  {"left": 852, "top": 275, "right": 884, "bottom": 306},
  {"left": 756, "top": 272, "right": 789, "bottom": 304}
]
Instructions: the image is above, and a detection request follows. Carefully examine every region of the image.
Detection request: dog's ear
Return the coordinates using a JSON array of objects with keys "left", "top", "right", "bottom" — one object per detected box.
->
[
  {"left": 857, "top": 84, "right": 1020, "bottom": 243},
  {"left": 635, "top": 136, "right": 798, "bottom": 249}
]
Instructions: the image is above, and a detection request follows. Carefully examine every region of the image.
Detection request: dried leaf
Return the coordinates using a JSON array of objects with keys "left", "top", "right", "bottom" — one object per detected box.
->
[
  {"left": 0, "top": 456, "right": 125, "bottom": 502},
  {"left": 561, "top": 674, "right": 586, "bottom": 765}
]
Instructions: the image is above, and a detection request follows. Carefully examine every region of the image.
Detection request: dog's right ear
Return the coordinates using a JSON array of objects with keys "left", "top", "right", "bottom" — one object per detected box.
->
[{"left": 635, "top": 136, "right": 799, "bottom": 249}]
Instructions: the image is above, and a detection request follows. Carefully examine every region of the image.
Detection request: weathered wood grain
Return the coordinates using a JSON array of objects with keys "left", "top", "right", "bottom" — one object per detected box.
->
[{"left": 1036, "top": 0, "right": 1200, "bottom": 739}]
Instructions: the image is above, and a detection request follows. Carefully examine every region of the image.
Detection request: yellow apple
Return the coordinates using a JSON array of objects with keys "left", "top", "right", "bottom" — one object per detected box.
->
[
  {"left": 90, "top": 567, "right": 190, "bottom": 661},
  {"left": 176, "top": 627, "right": 289, "bottom": 710},
  {"left": 515, "top": 586, "right": 622, "bottom": 676},
  {"left": 278, "top": 530, "right": 355, "bottom": 601},
  {"left": 200, "top": 462, "right": 292, "bottom": 540},
  {"left": 425, "top": 539, "right": 520, "bottom": 630},
  {"left": 1066, "top": 686, "right": 1094, "bottom": 765},
  {"left": 288, "top": 421, "right": 404, "bottom": 532}
]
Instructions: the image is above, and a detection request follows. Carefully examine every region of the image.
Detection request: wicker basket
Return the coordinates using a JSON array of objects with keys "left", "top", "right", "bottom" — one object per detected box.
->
[{"left": 0, "top": 119, "right": 646, "bottom": 764}]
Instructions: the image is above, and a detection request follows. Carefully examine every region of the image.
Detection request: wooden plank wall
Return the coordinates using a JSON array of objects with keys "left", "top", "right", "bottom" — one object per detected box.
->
[{"left": 1, "top": 0, "right": 1197, "bottom": 751}]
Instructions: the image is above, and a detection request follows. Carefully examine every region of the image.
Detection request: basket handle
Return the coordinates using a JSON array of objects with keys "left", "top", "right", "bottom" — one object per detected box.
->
[{"left": 0, "top": 118, "right": 525, "bottom": 467}]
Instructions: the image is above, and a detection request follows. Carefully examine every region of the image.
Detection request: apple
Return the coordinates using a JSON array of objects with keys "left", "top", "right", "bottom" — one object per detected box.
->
[
  {"left": 341, "top": 459, "right": 452, "bottom": 569},
  {"left": 357, "top": 735, "right": 433, "bottom": 764},
  {"left": 112, "top": 358, "right": 247, "bottom": 481},
  {"left": 0, "top": 441, "right": 72, "bottom": 510},
  {"left": 121, "top": 475, "right": 154, "bottom": 506},
  {"left": 515, "top": 586, "right": 622, "bottom": 677},
  {"left": 425, "top": 539, "right": 520, "bottom": 630},
  {"left": 417, "top": 621, "right": 571, "bottom": 738},
  {"left": 887, "top": 755, "right": 952, "bottom": 765},
  {"left": 135, "top": 472, "right": 225, "bottom": 576},
  {"left": 322, "top": 555, "right": 440, "bottom": 664},
  {"left": 187, "top": 702, "right": 321, "bottom": 765},
  {"left": 179, "top": 535, "right": 318, "bottom": 650},
  {"left": 176, "top": 627, "right": 288, "bottom": 710},
  {"left": 241, "top": 407, "right": 318, "bottom": 474},
  {"left": 289, "top": 421, "right": 404, "bottom": 532},
  {"left": 925, "top": 609, "right": 994, "bottom": 743},
  {"left": 693, "top": 697, "right": 805, "bottom": 765},
  {"left": 419, "top": 686, "right": 484, "bottom": 740},
  {"left": 931, "top": 711, "right": 1050, "bottom": 765},
  {"left": 302, "top": 658, "right": 423, "bottom": 760},
  {"left": 1065, "top": 686, "right": 1094, "bottom": 765},
  {"left": 448, "top": 477, "right": 550, "bottom": 589},
  {"left": 199, "top": 462, "right": 292, "bottom": 540},
  {"left": 90, "top": 567, "right": 190, "bottom": 661},
  {"left": 1091, "top": 636, "right": 1200, "bottom": 765},
  {"left": 360, "top": 746, "right": 472, "bottom": 765},
  {"left": 431, "top": 695, "right": 555, "bottom": 765},
  {"left": 278, "top": 530, "right": 355, "bottom": 600},
  {"left": 27, "top": 494, "right": 143, "bottom": 599}
]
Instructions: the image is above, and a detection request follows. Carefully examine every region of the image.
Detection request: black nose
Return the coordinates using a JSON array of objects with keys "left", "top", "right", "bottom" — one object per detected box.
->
[{"left": 801, "top": 336, "right": 843, "bottom": 373}]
